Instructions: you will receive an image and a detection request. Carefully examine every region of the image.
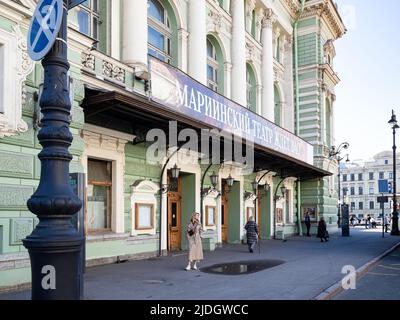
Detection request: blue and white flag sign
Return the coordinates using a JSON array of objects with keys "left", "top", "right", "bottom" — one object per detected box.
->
[{"left": 27, "top": 0, "right": 63, "bottom": 61}]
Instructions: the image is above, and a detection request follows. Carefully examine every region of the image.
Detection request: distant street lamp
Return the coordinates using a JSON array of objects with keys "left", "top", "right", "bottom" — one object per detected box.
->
[
  {"left": 329, "top": 143, "right": 350, "bottom": 228},
  {"left": 389, "top": 110, "right": 400, "bottom": 235}
]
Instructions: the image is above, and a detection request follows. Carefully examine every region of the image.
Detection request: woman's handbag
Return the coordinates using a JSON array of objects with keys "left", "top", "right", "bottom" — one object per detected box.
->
[
  {"left": 188, "top": 229, "right": 194, "bottom": 236},
  {"left": 324, "top": 230, "right": 330, "bottom": 238}
]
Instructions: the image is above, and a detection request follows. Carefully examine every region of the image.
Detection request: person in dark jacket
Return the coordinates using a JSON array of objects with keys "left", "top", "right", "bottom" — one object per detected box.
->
[
  {"left": 304, "top": 212, "right": 311, "bottom": 237},
  {"left": 317, "top": 217, "right": 329, "bottom": 242},
  {"left": 245, "top": 216, "right": 259, "bottom": 253}
]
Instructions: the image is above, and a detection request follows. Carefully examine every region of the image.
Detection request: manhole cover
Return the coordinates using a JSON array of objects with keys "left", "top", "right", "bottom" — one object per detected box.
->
[{"left": 201, "top": 260, "right": 285, "bottom": 275}]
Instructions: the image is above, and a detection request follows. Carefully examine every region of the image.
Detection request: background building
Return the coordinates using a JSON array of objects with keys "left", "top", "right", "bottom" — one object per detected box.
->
[
  {"left": 341, "top": 151, "right": 399, "bottom": 220},
  {"left": 0, "top": 0, "right": 345, "bottom": 291}
]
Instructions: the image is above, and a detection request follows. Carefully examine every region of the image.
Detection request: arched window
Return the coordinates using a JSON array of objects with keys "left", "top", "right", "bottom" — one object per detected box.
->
[
  {"left": 206, "top": 36, "right": 224, "bottom": 94},
  {"left": 325, "top": 99, "right": 332, "bottom": 146},
  {"left": 148, "top": 0, "right": 172, "bottom": 64},
  {"left": 207, "top": 38, "right": 219, "bottom": 92},
  {"left": 274, "top": 85, "right": 282, "bottom": 126},
  {"left": 246, "top": 64, "right": 256, "bottom": 112}
]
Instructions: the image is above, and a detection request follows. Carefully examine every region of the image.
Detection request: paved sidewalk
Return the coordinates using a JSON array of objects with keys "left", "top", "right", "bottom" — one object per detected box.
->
[
  {"left": 1, "top": 228, "right": 399, "bottom": 300},
  {"left": 333, "top": 245, "right": 400, "bottom": 300}
]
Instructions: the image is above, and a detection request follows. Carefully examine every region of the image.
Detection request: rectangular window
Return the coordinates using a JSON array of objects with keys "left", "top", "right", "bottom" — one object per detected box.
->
[
  {"left": 358, "top": 173, "right": 363, "bottom": 181},
  {"left": 77, "top": 0, "right": 100, "bottom": 39},
  {"left": 389, "top": 172, "right": 393, "bottom": 179},
  {"left": 135, "top": 203, "right": 154, "bottom": 230},
  {"left": 350, "top": 174, "right": 355, "bottom": 181},
  {"left": 369, "top": 201, "right": 374, "bottom": 210},
  {"left": 343, "top": 188, "right": 348, "bottom": 196},
  {"left": 359, "top": 202, "right": 363, "bottom": 210},
  {"left": 87, "top": 159, "right": 112, "bottom": 232},
  {"left": 385, "top": 160, "right": 389, "bottom": 165},
  {"left": 350, "top": 187, "right": 355, "bottom": 196},
  {"left": 206, "top": 206, "right": 216, "bottom": 226},
  {"left": 351, "top": 202, "right": 355, "bottom": 210},
  {"left": 379, "top": 172, "right": 384, "bottom": 179},
  {"left": 359, "top": 187, "right": 363, "bottom": 195},
  {"left": 369, "top": 172, "right": 374, "bottom": 180},
  {"left": 343, "top": 174, "right": 347, "bottom": 182},
  {"left": 369, "top": 187, "right": 374, "bottom": 195}
]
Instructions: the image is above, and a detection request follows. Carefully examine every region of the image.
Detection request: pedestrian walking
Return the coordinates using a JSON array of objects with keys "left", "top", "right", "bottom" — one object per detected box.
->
[
  {"left": 305, "top": 211, "right": 311, "bottom": 237},
  {"left": 384, "top": 214, "right": 390, "bottom": 233},
  {"left": 185, "top": 212, "right": 203, "bottom": 271},
  {"left": 350, "top": 215, "right": 355, "bottom": 227},
  {"left": 244, "top": 216, "right": 259, "bottom": 253},
  {"left": 371, "top": 217, "right": 377, "bottom": 229},
  {"left": 317, "top": 217, "right": 329, "bottom": 242},
  {"left": 367, "top": 215, "right": 372, "bottom": 229}
]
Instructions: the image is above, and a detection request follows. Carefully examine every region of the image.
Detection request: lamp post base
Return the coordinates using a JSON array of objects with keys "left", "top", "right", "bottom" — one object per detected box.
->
[{"left": 391, "top": 214, "right": 400, "bottom": 236}]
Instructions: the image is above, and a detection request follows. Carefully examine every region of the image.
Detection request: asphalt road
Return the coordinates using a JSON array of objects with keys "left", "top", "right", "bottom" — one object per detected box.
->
[{"left": 333, "top": 245, "right": 400, "bottom": 300}]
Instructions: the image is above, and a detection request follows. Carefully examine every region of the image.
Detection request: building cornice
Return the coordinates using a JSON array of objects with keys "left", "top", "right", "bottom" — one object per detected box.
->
[
  {"left": 281, "top": 0, "right": 300, "bottom": 19},
  {"left": 301, "top": 0, "right": 346, "bottom": 39}
]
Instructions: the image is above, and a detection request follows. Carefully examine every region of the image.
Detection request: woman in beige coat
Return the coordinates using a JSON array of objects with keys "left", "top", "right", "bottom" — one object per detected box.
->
[{"left": 185, "top": 212, "right": 203, "bottom": 271}]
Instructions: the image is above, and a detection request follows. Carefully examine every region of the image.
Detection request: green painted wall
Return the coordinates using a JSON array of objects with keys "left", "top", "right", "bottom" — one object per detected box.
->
[
  {"left": 259, "top": 189, "right": 271, "bottom": 240},
  {"left": 124, "top": 143, "right": 161, "bottom": 234},
  {"left": 227, "top": 181, "right": 241, "bottom": 244},
  {"left": 180, "top": 173, "right": 196, "bottom": 250},
  {"left": 0, "top": 19, "right": 85, "bottom": 255}
]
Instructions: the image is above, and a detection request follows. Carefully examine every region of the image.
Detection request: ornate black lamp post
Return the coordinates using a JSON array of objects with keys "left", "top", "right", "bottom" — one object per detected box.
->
[
  {"left": 389, "top": 110, "right": 400, "bottom": 235},
  {"left": 329, "top": 142, "right": 350, "bottom": 228},
  {"left": 23, "top": 0, "right": 84, "bottom": 300}
]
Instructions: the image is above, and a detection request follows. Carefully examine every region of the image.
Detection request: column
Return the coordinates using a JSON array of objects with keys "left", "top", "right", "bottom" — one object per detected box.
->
[
  {"left": 188, "top": 0, "right": 207, "bottom": 84},
  {"left": 331, "top": 93, "right": 336, "bottom": 147},
  {"left": 261, "top": 8, "right": 276, "bottom": 121},
  {"left": 110, "top": 0, "right": 121, "bottom": 60},
  {"left": 178, "top": 28, "right": 189, "bottom": 73},
  {"left": 321, "top": 84, "right": 327, "bottom": 146},
  {"left": 231, "top": 0, "right": 247, "bottom": 106},
  {"left": 279, "top": 34, "right": 286, "bottom": 64},
  {"left": 255, "top": 8, "right": 264, "bottom": 42},
  {"left": 224, "top": 61, "right": 233, "bottom": 99},
  {"left": 256, "top": 84, "right": 263, "bottom": 115},
  {"left": 122, "top": 0, "right": 148, "bottom": 77}
]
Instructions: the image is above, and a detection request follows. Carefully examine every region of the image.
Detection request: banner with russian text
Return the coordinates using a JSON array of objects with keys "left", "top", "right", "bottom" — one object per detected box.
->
[{"left": 149, "top": 57, "right": 313, "bottom": 166}]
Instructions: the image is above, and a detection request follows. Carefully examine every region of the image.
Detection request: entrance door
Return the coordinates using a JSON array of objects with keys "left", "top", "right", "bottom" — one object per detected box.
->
[
  {"left": 168, "top": 176, "right": 181, "bottom": 251},
  {"left": 221, "top": 182, "right": 229, "bottom": 243}
]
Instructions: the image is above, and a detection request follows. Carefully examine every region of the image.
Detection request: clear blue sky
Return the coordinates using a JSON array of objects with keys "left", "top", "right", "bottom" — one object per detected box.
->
[{"left": 334, "top": 0, "right": 400, "bottom": 161}]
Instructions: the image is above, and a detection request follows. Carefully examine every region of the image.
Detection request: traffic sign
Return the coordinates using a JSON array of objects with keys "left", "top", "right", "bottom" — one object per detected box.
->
[
  {"left": 27, "top": 0, "right": 63, "bottom": 61},
  {"left": 378, "top": 179, "right": 389, "bottom": 193},
  {"left": 377, "top": 196, "right": 389, "bottom": 203}
]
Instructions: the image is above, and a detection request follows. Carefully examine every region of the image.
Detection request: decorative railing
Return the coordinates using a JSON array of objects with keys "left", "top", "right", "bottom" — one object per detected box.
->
[{"left": 81, "top": 50, "right": 135, "bottom": 91}]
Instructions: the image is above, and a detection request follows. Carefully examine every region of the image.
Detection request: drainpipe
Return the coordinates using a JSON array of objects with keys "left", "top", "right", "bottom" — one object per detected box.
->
[{"left": 294, "top": 0, "right": 306, "bottom": 236}]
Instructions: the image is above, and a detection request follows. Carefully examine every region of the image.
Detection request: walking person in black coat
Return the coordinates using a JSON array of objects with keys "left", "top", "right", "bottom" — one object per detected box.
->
[
  {"left": 245, "top": 216, "right": 259, "bottom": 253},
  {"left": 304, "top": 211, "right": 311, "bottom": 237},
  {"left": 317, "top": 217, "right": 329, "bottom": 242}
]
